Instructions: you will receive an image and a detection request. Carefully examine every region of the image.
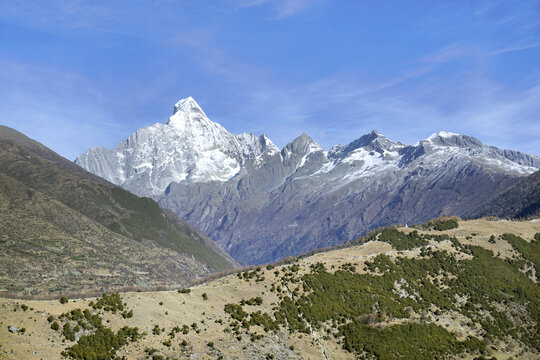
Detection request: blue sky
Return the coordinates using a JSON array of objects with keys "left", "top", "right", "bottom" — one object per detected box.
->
[{"left": 1, "top": 0, "right": 539, "bottom": 159}]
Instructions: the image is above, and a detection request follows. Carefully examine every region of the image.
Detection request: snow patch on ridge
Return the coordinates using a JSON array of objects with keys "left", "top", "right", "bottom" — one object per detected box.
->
[{"left": 427, "top": 131, "right": 460, "bottom": 140}]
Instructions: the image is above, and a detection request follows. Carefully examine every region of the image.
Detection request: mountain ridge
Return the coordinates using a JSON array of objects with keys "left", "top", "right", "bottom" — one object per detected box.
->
[
  {"left": 76, "top": 98, "right": 540, "bottom": 264},
  {"left": 0, "top": 125, "right": 237, "bottom": 295}
]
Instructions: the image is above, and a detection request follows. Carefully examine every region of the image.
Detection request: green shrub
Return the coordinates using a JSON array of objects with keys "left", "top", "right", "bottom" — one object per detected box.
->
[
  {"left": 434, "top": 219, "right": 459, "bottom": 231},
  {"left": 340, "top": 322, "right": 482, "bottom": 359},
  {"left": 261, "top": 232, "right": 540, "bottom": 356},
  {"left": 378, "top": 229, "right": 428, "bottom": 250},
  {"left": 62, "top": 326, "right": 140, "bottom": 359},
  {"left": 60, "top": 296, "right": 68, "bottom": 304},
  {"left": 242, "top": 297, "right": 263, "bottom": 306},
  {"left": 224, "top": 304, "right": 248, "bottom": 322},
  {"left": 63, "top": 322, "right": 75, "bottom": 341},
  {"left": 502, "top": 233, "right": 540, "bottom": 272},
  {"left": 249, "top": 311, "right": 277, "bottom": 332},
  {"left": 181, "top": 325, "right": 189, "bottom": 334},
  {"left": 92, "top": 293, "right": 124, "bottom": 313}
]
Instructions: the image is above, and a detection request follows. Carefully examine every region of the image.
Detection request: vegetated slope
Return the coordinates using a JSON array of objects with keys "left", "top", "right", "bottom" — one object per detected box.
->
[
  {"left": 0, "top": 125, "right": 236, "bottom": 296},
  {"left": 2, "top": 219, "right": 539, "bottom": 359},
  {"left": 468, "top": 170, "right": 540, "bottom": 219},
  {"left": 76, "top": 97, "right": 540, "bottom": 265}
]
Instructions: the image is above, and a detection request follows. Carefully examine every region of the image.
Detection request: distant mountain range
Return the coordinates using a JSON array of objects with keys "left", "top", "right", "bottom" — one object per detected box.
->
[
  {"left": 76, "top": 98, "right": 540, "bottom": 264},
  {"left": 0, "top": 125, "right": 236, "bottom": 296}
]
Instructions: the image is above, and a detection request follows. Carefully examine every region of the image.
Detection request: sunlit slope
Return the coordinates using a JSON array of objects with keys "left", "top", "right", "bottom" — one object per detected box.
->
[{"left": 1, "top": 219, "right": 538, "bottom": 359}]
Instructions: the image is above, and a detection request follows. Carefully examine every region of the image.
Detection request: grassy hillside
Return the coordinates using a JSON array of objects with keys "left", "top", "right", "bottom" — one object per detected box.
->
[
  {"left": 468, "top": 170, "right": 540, "bottom": 219},
  {"left": 0, "top": 126, "right": 236, "bottom": 296},
  {"left": 1, "top": 219, "right": 539, "bottom": 359}
]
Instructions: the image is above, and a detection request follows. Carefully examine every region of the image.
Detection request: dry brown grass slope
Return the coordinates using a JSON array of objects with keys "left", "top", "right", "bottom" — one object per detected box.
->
[{"left": 1, "top": 219, "right": 538, "bottom": 360}]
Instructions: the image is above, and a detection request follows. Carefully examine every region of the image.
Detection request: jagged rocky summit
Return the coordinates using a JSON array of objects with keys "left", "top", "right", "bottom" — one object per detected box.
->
[
  {"left": 76, "top": 97, "right": 540, "bottom": 264},
  {"left": 76, "top": 97, "right": 279, "bottom": 196}
]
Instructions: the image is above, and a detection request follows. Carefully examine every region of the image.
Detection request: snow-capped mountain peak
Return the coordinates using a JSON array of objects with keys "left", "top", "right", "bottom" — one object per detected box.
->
[
  {"left": 331, "top": 130, "right": 403, "bottom": 160},
  {"left": 173, "top": 96, "right": 205, "bottom": 115},
  {"left": 75, "top": 97, "right": 273, "bottom": 195},
  {"left": 167, "top": 97, "right": 218, "bottom": 133},
  {"left": 422, "top": 131, "right": 483, "bottom": 149}
]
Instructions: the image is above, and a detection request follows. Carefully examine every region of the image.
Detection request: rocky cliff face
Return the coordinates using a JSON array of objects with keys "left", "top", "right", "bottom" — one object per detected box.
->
[{"left": 76, "top": 98, "right": 540, "bottom": 264}]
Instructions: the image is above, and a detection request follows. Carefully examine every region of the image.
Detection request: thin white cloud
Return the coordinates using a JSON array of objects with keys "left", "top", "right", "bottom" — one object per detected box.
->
[
  {"left": 2, "top": 0, "right": 538, "bottom": 158},
  {"left": 416, "top": 43, "right": 471, "bottom": 64},
  {"left": 164, "top": 27, "right": 540, "bottom": 155},
  {"left": 0, "top": 60, "right": 133, "bottom": 160},
  {"left": 233, "top": 0, "right": 324, "bottom": 18},
  {"left": 489, "top": 42, "right": 540, "bottom": 55}
]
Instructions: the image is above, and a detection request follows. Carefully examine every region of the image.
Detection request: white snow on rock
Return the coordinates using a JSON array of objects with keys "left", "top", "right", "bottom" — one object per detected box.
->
[
  {"left": 75, "top": 97, "right": 278, "bottom": 196},
  {"left": 76, "top": 97, "right": 540, "bottom": 198}
]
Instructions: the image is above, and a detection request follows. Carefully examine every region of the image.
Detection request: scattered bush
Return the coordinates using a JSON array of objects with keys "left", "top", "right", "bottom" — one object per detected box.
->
[
  {"left": 92, "top": 293, "right": 124, "bottom": 313},
  {"left": 224, "top": 304, "right": 248, "bottom": 322},
  {"left": 62, "top": 326, "right": 140, "bottom": 359},
  {"left": 378, "top": 229, "right": 428, "bottom": 250},
  {"left": 242, "top": 297, "right": 263, "bottom": 306},
  {"left": 434, "top": 219, "right": 459, "bottom": 231}
]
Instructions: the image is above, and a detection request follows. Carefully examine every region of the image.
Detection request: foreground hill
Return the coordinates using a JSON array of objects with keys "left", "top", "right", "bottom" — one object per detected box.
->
[
  {"left": 469, "top": 170, "right": 540, "bottom": 219},
  {"left": 1, "top": 219, "right": 539, "bottom": 359},
  {"left": 76, "top": 97, "right": 540, "bottom": 264},
  {"left": 0, "top": 126, "right": 236, "bottom": 296}
]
